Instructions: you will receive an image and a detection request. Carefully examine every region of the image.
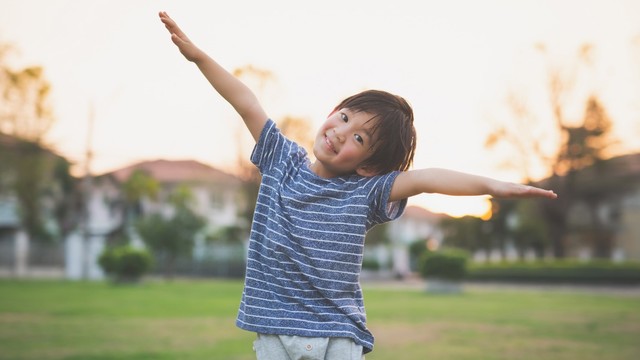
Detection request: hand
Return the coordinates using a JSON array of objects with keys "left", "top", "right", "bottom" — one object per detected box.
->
[
  {"left": 493, "top": 182, "right": 558, "bottom": 199},
  {"left": 159, "top": 11, "right": 205, "bottom": 62}
]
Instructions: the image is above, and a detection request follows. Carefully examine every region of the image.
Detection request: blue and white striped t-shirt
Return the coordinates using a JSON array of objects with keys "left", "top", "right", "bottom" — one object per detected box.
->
[{"left": 236, "top": 119, "right": 407, "bottom": 354}]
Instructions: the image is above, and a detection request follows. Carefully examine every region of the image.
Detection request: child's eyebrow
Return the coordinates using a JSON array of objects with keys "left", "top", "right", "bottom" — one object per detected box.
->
[
  {"left": 362, "top": 127, "right": 373, "bottom": 140},
  {"left": 361, "top": 115, "right": 379, "bottom": 140}
]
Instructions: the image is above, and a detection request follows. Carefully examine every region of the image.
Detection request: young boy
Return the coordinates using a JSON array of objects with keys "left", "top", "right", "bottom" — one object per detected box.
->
[{"left": 159, "top": 11, "right": 557, "bottom": 359}]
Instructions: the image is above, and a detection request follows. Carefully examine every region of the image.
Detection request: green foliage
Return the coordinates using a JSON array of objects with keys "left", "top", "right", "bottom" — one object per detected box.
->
[
  {"left": 440, "top": 216, "right": 491, "bottom": 253},
  {"left": 0, "top": 135, "right": 78, "bottom": 242},
  {"left": 98, "top": 245, "right": 153, "bottom": 283},
  {"left": 122, "top": 170, "right": 159, "bottom": 216},
  {"left": 511, "top": 200, "right": 549, "bottom": 258},
  {"left": 408, "top": 239, "right": 429, "bottom": 272},
  {"left": 0, "top": 44, "right": 78, "bottom": 242},
  {"left": 365, "top": 223, "right": 390, "bottom": 246},
  {"left": 135, "top": 186, "right": 206, "bottom": 279},
  {"left": 362, "top": 257, "right": 381, "bottom": 271},
  {"left": 418, "top": 248, "right": 469, "bottom": 281},
  {"left": 207, "top": 224, "right": 247, "bottom": 243},
  {"left": 468, "top": 260, "right": 640, "bottom": 284},
  {"left": 136, "top": 212, "right": 205, "bottom": 257}
]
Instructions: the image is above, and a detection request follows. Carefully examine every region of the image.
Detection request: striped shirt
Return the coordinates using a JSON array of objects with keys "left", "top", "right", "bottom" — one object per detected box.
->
[{"left": 236, "top": 119, "right": 406, "bottom": 354}]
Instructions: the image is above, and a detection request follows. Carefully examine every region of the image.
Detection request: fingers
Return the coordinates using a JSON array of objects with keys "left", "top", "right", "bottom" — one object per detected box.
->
[
  {"left": 159, "top": 11, "right": 178, "bottom": 32},
  {"left": 159, "top": 11, "right": 190, "bottom": 43},
  {"left": 159, "top": 11, "right": 174, "bottom": 28},
  {"left": 158, "top": 11, "right": 171, "bottom": 25},
  {"left": 527, "top": 186, "right": 558, "bottom": 199},
  {"left": 171, "top": 33, "right": 185, "bottom": 47}
]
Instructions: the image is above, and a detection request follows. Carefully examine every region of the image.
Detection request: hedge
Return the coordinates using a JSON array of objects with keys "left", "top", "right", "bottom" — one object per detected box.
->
[
  {"left": 418, "top": 248, "right": 469, "bottom": 281},
  {"left": 468, "top": 260, "right": 640, "bottom": 285},
  {"left": 98, "top": 245, "right": 153, "bottom": 283}
]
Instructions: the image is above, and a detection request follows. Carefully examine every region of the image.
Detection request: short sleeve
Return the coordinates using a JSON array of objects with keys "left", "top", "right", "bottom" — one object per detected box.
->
[
  {"left": 367, "top": 171, "right": 407, "bottom": 227},
  {"left": 250, "top": 119, "right": 307, "bottom": 175},
  {"left": 250, "top": 119, "right": 276, "bottom": 171}
]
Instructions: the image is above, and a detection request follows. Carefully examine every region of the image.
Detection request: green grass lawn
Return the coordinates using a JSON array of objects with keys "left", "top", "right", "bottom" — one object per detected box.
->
[{"left": 0, "top": 279, "right": 638, "bottom": 360}]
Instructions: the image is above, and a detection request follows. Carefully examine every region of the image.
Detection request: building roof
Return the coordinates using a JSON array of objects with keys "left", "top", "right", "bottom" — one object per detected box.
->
[
  {"left": 103, "top": 159, "right": 242, "bottom": 185},
  {"left": 402, "top": 205, "right": 449, "bottom": 221},
  {"left": 531, "top": 152, "right": 640, "bottom": 195},
  {"left": 0, "top": 132, "right": 68, "bottom": 162},
  {"left": 0, "top": 133, "right": 20, "bottom": 147},
  {"left": 601, "top": 153, "right": 640, "bottom": 177}
]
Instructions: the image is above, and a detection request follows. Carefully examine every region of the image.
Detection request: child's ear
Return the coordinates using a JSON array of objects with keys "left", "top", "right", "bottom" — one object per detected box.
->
[{"left": 356, "top": 165, "right": 378, "bottom": 177}]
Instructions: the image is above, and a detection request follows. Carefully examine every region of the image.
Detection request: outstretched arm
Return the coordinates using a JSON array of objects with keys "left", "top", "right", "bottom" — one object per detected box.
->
[
  {"left": 159, "top": 11, "right": 267, "bottom": 141},
  {"left": 389, "top": 168, "right": 557, "bottom": 202}
]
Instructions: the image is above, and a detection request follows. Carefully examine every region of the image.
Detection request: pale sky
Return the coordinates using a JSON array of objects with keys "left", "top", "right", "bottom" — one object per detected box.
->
[{"left": 1, "top": 0, "right": 639, "bottom": 217}]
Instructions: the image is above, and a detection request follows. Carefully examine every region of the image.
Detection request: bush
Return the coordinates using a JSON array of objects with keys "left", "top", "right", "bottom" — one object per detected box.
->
[
  {"left": 408, "top": 239, "right": 428, "bottom": 272},
  {"left": 98, "top": 245, "right": 153, "bottom": 283},
  {"left": 418, "top": 248, "right": 469, "bottom": 281},
  {"left": 362, "top": 257, "right": 381, "bottom": 271},
  {"left": 468, "top": 260, "right": 640, "bottom": 285}
]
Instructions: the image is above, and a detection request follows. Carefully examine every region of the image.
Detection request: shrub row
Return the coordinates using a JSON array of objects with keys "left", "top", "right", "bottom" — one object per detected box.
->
[
  {"left": 98, "top": 245, "right": 153, "bottom": 283},
  {"left": 418, "top": 248, "right": 469, "bottom": 281},
  {"left": 468, "top": 260, "right": 640, "bottom": 285}
]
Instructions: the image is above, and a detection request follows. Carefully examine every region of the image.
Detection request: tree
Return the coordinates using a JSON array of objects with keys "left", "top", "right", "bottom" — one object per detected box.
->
[
  {"left": 135, "top": 184, "right": 205, "bottom": 279},
  {"left": 0, "top": 42, "right": 79, "bottom": 243},
  {"left": 0, "top": 138, "right": 77, "bottom": 242},
  {"left": 122, "top": 169, "right": 159, "bottom": 221},
  {"left": 365, "top": 223, "right": 390, "bottom": 246},
  {"left": 486, "top": 43, "right": 617, "bottom": 258},
  {"left": 440, "top": 216, "right": 492, "bottom": 260},
  {"left": 541, "top": 95, "right": 617, "bottom": 258},
  {"left": 510, "top": 200, "right": 549, "bottom": 260},
  {"left": 0, "top": 44, "right": 55, "bottom": 142}
]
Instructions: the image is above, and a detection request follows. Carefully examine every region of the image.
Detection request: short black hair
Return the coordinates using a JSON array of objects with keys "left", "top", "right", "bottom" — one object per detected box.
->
[{"left": 333, "top": 90, "right": 416, "bottom": 174}]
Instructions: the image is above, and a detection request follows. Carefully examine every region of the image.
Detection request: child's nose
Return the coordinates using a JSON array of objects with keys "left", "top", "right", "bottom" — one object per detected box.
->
[{"left": 333, "top": 127, "right": 346, "bottom": 142}]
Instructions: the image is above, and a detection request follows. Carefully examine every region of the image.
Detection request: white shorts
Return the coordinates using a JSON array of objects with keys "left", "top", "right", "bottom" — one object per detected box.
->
[{"left": 253, "top": 333, "right": 365, "bottom": 360}]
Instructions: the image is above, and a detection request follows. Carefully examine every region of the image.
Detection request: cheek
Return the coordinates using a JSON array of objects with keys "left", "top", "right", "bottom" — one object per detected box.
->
[
  {"left": 319, "top": 119, "right": 336, "bottom": 132},
  {"left": 345, "top": 144, "right": 367, "bottom": 159}
]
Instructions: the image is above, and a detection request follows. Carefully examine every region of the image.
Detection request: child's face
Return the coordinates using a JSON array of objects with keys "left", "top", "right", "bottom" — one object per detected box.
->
[{"left": 310, "top": 108, "right": 378, "bottom": 178}]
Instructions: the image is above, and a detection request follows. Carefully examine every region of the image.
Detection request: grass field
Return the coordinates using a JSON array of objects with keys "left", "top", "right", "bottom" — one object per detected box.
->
[{"left": 0, "top": 279, "right": 639, "bottom": 360}]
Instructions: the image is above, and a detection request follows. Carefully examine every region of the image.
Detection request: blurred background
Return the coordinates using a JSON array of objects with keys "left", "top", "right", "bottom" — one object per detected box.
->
[
  {"left": 0, "top": 0, "right": 639, "bottom": 282},
  {"left": 2, "top": 1, "right": 640, "bottom": 359}
]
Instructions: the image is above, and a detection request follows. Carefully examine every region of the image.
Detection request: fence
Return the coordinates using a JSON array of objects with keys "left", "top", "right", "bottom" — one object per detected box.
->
[{"left": 0, "top": 233, "right": 65, "bottom": 278}]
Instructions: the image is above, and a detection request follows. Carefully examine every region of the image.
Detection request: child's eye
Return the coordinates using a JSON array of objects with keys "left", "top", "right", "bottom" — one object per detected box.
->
[
  {"left": 340, "top": 113, "right": 348, "bottom": 122},
  {"left": 354, "top": 134, "right": 364, "bottom": 144}
]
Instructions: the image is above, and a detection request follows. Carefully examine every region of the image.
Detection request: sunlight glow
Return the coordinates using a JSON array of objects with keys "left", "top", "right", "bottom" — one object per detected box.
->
[{"left": 409, "top": 195, "right": 493, "bottom": 218}]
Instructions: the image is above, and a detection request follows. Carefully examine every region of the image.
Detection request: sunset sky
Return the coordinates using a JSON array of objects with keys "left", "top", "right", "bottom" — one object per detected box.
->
[{"left": 1, "top": 0, "right": 639, "bottom": 217}]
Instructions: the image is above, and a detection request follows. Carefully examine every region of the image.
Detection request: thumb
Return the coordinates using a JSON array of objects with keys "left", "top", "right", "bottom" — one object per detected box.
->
[{"left": 170, "top": 33, "right": 184, "bottom": 46}]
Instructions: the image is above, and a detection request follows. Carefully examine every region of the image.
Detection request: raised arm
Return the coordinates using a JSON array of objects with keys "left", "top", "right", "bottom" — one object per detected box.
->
[
  {"left": 389, "top": 168, "right": 557, "bottom": 202},
  {"left": 159, "top": 11, "right": 267, "bottom": 141}
]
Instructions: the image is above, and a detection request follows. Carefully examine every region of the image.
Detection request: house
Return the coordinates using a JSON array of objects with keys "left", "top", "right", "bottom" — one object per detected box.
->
[
  {"left": 0, "top": 196, "right": 23, "bottom": 276},
  {"left": 503, "top": 152, "right": 640, "bottom": 262},
  {"left": 0, "top": 133, "right": 74, "bottom": 278},
  {"left": 465, "top": 153, "right": 640, "bottom": 263},
  {"left": 65, "top": 159, "right": 249, "bottom": 279},
  {"left": 386, "top": 205, "right": 448, "bottom": 278},
  {"left": 107, "top": 159, "right": 247, "bottom": 230},
  {"left": 562, "top": 153, "right": 640, "bottom": 261}
]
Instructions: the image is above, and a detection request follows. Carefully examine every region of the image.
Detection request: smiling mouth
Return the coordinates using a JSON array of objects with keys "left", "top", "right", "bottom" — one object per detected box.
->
[{"left": 324, "top": 135, "right": 337, "bottom": 154}]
